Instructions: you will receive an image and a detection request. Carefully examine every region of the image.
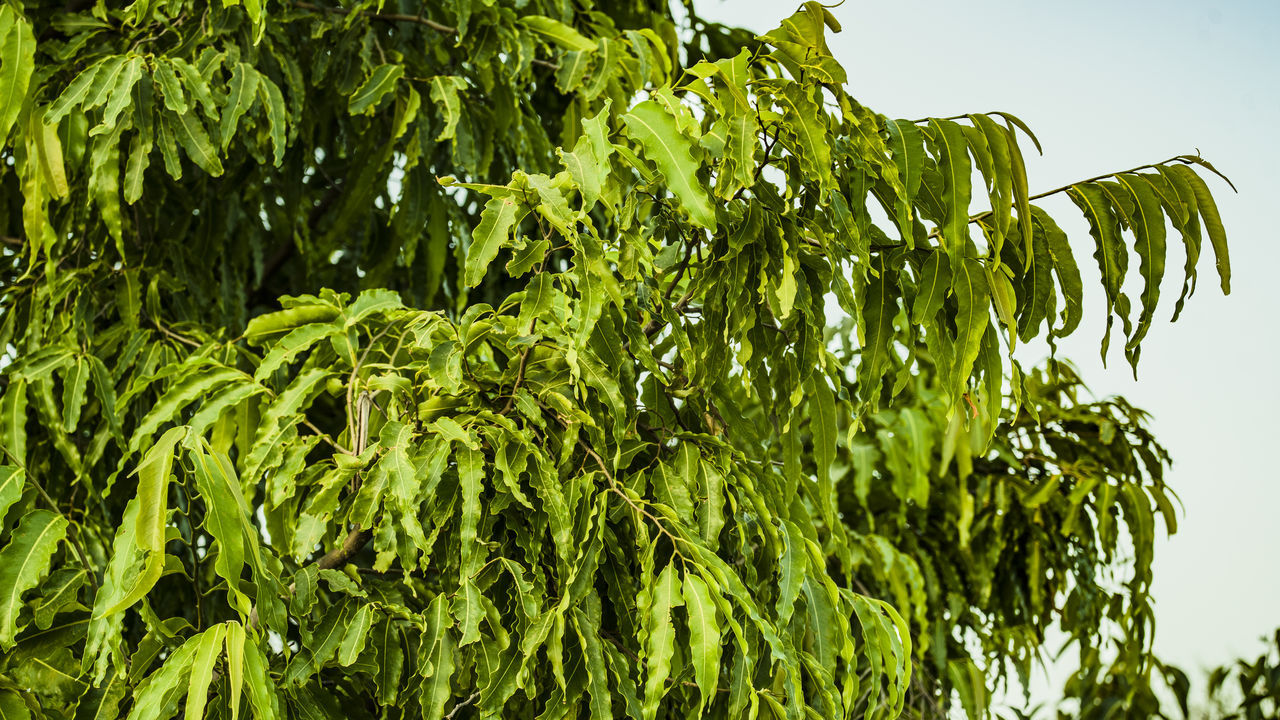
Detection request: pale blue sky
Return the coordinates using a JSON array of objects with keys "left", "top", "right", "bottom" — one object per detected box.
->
[{"left": 701, "top": 0, "right": 1280, "bottom": 704}]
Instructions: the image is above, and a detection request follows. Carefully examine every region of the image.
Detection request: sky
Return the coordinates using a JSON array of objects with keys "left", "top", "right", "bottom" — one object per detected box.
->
[{"left": 699, "top": 0, "right": 1280, "bottom": 707}]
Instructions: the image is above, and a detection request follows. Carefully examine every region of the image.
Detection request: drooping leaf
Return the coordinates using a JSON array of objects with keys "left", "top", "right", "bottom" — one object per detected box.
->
[{"left": 0, "top": 509, "right": 68, "bottom": 648}]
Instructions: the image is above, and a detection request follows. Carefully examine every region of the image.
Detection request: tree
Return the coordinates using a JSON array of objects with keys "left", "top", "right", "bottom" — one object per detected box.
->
[{"left": 0, "top": 1, "right": 1235, "bottom": 719}]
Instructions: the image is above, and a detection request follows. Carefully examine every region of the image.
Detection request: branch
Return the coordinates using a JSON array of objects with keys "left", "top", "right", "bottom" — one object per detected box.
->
[
  {"left": 292, "top": 2, "right": 560, "bottom": 69},
  {"left": 292, "top": 1, "right": 456, "bottom": 34},
  {"left": 641, "top": 286, "right": 695, "bottom": 337},
  {"left": 443, "top": 692, "right": 480, "bottom": 720},
  {"left": 871, "top": 153, "right": 1232, "bottom": 251}
]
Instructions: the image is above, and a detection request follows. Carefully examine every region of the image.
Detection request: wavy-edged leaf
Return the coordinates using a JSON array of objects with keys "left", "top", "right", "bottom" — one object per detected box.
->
[
  {"left": 622, "top": 98, "right": 717, "bottom": 230},
  {"left": 951, "top": 258, "right": 990, "bottom": 397},
  {"left": 350, "top": 63, "right": 402, "bottom": 116},
  {"left": 428, "top": 75, "right": 466, "bottom": 141},
  {"left": 168, "top": 108, "right": 223, "bottom": 176},
  {"left": 419, "top": 594, "right": 456, "bottom": 720},
  {"left": 641, "top": 562, "right": 683, "bottom": 720},
  {"left": 60, "top": 356, "right": 89, "bottom": 432},
  {"left": 926, "top": 118, "right": 972, "bottom": 259},
  {"left": 858, "top": 265, "right": 897, "bottom": 405},
  {"left": 1034, "top": 207, "right": 1083, "bottom": 338},
  {"left": 1, "top": 379, "right": 27, "bottom": 465},
  {"left": 254, "top": 321, "right": 340, "bottom": 381},
  {"left": 465, "top": 195, "right": 527, "bottom": 287},
  {"left": 134, "top": 425, "right": 186, "bottom": 553},
  {"left": 256, "top": 74, "right": 287, "bottom": 165},
  {"left": 125, "top": 630, "right": 202, "bottom": 720},
  {"left": 183, "top": 623, "right": 226, "bottom": 720},
  {"left": 94, "top": 55, "right": 143, "bottom": 135},
  {"left": 1170, "top": 163, "right": 1230, "bottom": 294},
  {"left": 130, "top": 367, "right": 243, "bottom": 454},
  {"left": 0, "top": 466, "right": 23, "bottom": 522},
  {"left": 191, "top": 444, "right": 266, "bottom": 611},
  {"left": 152, "top": 58, "right": 188, "bottom": 115},
  {"left": 1114, "top": 173, "right": 1167, "bottom": 365},
  {"left": 221, "top": 62, "right": 260, "bottom": 150},
  {"left": 338, "top": 604, "right": 374, "bottom": 666},
  {"left": 0, "top": 7, "right": 36, "bottom": 145},
  {"left": 373, "top": 616, "right": 404, "bottom": 705},
  {"left": 885, "top": 118, "right": 923, "bottom": 237},
  {"left": 520, "top": 16, "right": 596, "bottom": 52},
  {"left": 1069, "top": 182, "right": 1128, "bottom": 347},
  {"left": 0, "top": 509, "right": 67, "bottom": 648},
  {"left": 683, "top": 571, "right": 721, "bottom": 714},
  {"left": 45, "top": 59, "right": 106, "bottom": 125}
]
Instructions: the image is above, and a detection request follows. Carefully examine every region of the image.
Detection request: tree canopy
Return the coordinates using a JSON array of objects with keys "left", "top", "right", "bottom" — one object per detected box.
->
[{"left": 0, "top": 1, "right": 1237, "bottom": 719}]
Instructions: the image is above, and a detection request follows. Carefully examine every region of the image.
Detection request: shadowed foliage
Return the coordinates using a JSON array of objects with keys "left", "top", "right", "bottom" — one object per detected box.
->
[{"left": 0, "top": 1, "right": 1236, "bottom": 718}]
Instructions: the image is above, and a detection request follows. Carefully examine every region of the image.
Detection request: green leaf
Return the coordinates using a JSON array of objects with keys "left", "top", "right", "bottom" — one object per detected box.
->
[
  {"left": 457, "top": 442, "right": 485, "bottom": 580},
  {"left": 0, "top": 7, "right": 36, "bottom": 145},
  {"left": 885, "top": 118, "right": 924, "bottom": 235},
  {"left": 572, "top": 599, "right": 613, "bottom": 719},
  {"left": 338, "top": 604, "right": 374, "bottom": 666},
  {"left": 0, "top": 509, "right": 68, "bottom": 648},
  {"left": 46, "top": 60, "right": 105, "bottom": 124},
  {"left": 1, "top": 380, "right": 28, "bottom": 465},
  {"left": 0, "top": 466, "right": 24, "bottom": 522},
  {"left": 1171, "top": 164, "right": 1231, "bottom": 294},
  {"left": 951, "top": 258, "right": 990, "bottom": 398},
  {"left": 130, "top": 368, "right": 242, "bottom": 454},
  {"left": 520, "top": 16, "right": 597, "bottom": 52},
  {"left": 254, "top": 321, "right": 340, "bottom": 381},
  {"left": 1069, "top": 182, "right": 1128, "bottom": 351},
  {"left": 465, "top": 195, "right": 527, "bottom": 287},
  {"left": 134, "top": 426, "right": 187, "bottom": 553},
  {"left": 806, "top": 374, "right": 838, "bottom": 525},
  {"left": 1115, "top": 173, "right": 1167, "bottom": 364},
  {"left": 60, "top": 356, "right": 89, "bottom": 432},
  {"left": 927, "top": 118, "right": 972, "bottom": 257},
  {"left": 190, "top": 444, "right": 267, "bottom": 611},
  {"left": 858, "top": 265, "right": 897, "bottom": 405},
  {"left": 419, "top": 594, "right": 456, "bottom": 720},
  {"left": 350, "top": 63, "right": 403, "bottom": 116},
  {"left": 1035, "top": 207, "right": 1083, "bottom": 338},
  {"left": 428, "top": 76, "right": 466, "bottom": 141},
  {"left": 221, "top": 62, "right": 260, "bottom": 150},
  {"left": 373, "top": 617, "right": 404, "bottom": 705},
  {"left": 94, "top": 55, "right": 143, "bottom": 134},
  {"left": 127, "top": 636, "right": 202, "bottom": 720},
  {"left": 256, "top": 75, "right": 287, "bottom": 165},
  {"left": 641, "top": 562, "right": 683, "bottom": 720},
  {"left": 622, "top": 98, "right": 717, "bottom": 230},
  {"left": 168, "top": 109, "right": 224, "bottom": 176},
  {"left": 184, "top": 623, "right": 226, "bottom": 720},
  {"left": 912, "top": 251, "right": 952, "bottom": 323},
  {"left": 153, "top": 58, "right": 188, "bottom": 115},
  {"left": 683, "top": 571, "right": 722, "bottom": 714}
]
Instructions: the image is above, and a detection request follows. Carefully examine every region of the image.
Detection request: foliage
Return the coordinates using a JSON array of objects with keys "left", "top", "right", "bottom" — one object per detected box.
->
[
  {"left": 0, "top": 1, "right": 1234, "bottom": 719},
  {"left": 1205, "top": 630, "right": 1280, "bottom": 720}
]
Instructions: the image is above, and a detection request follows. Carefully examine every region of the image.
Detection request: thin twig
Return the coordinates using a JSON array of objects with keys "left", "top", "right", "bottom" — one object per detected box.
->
[
  {"left": 641, "top": 286, "right": 696, "bottom": 337},
  {"left": 576, "top": 437, "right": 686, "bottom": 562},
  {"left": 300, "top": 418, "right": 352, "bottom": 455},
  {"left": 152, "top": 318, "right": 203, "bottom": 348},
  {"left": 443, "top": 692, "right": 480, "bottom": 719}
]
